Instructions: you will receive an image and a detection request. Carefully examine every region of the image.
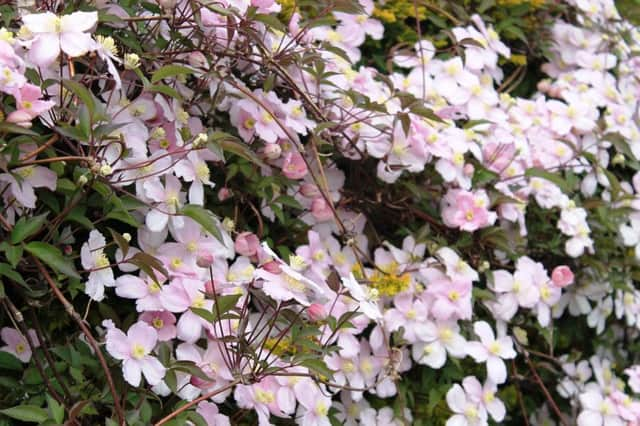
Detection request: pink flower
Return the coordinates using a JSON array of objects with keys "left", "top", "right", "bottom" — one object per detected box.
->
[
  {"left": 441, "top": 189, "right": 496, "bottom": 232},
  {"left": 22, "top": 11, "right": 98, "bottom": 67},
  {"left": 6, "top": 83, "right": 54, "bottom": 126},
  {"left": 307, "top": 303, "right": 327, "bottom": 321},
  {"left": 235, "top": 232, "right": 260, "bottom": 257},
  {"left": 103, "top": 321, "right": 166, "bottom": 387},
  {"left": 196, "top": 401, "right": 231, "bottom": 426},
  {"left": 445, "top": 381, "right": 488, "bottom": 426},
  {"left": 0, "top": 327, "right": 38, "bottom": 363},
  {"left": 310, "top": 197, "right": 333, "bottom": 222},
  {"left": 551, "top": 265, "right": 574, "bottom": 288},
  {"left": 0, "top": 165, "right": 57, "bottom": 209},
  {"left": 139, "top": 311, "right": 177, "bottom": 341},
  {"left": 281, "top": 151, "right": 308, "bottom": 180},
  {"left": 80, "top": 230, "right": 115, "bottom": 302},
  {"left": 234, "top": 377, "right": 286, "bottom": 426},
  {"left": 114, "top": 274, "right": 165, "bottom": 312}
]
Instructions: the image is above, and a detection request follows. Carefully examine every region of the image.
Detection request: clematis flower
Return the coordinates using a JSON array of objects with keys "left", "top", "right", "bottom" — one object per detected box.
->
[
  {"left": 103, "top": 320, "right": 166, "bottom": 387},
  {"left": 0, "top": 164, "right": 57, "bottom": 209},
  {"left": 445, "top": 381, "right": 488, "bottom": 426},
  {"left": 22, "top": 11, "right": 98, "bottom": 67},
  {"left": 80, "top": 230, "right": 115, "bottom": 302},
  {"left": 0, "top": 327, "right": 38, "bottom": 363},
  {"left": 465, "top": 321, "right": 516, "bottom": 384}
]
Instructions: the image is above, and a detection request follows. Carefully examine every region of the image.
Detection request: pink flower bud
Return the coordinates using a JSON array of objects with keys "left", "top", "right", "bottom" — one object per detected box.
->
[
  {"left": 235, "top": 232, "right": 260, "bottom": 257},
  {"left": 262, "top": 143, "right": 282, "bottom": 160},
  {"left": 551, "top": 265, "right": 574, "bottom": 288},
  {"left": 63, "top": 245, "right": 73, "bottom": 255},
  {"left": 205, "top": 280, "right": 216, "bottom": 294},
  {"left": 218, "top": 187, "right": 232, "bottom": 201},
  {"left": 299, "top": 183, "right": 321, "bottom": 198},
  {"left": 307, "top": 303, "right": 327, "bottom": 321},
  {"left": 196, "top": 250, "right": 214, "bottom": 268},
  {"left": 188, "top": 51, "right": 207, "bottom": 68},
  {"left": 190, "top": 375, "right": 211, "bottom": 389},
  {"left": 311, "top": 197, "right": 333, "bottom": 222},
  {"left": 537, "top": 80, "right": 551, "bottom": 93},
  {"left": 463, "top": 163, "right": 475, "bottom": 177},
  {"left": 262, "top": 260, "right": 281, "bottom": 274},
  {"left": 281, "top": 151, "right": 308, "bottom": 180}
]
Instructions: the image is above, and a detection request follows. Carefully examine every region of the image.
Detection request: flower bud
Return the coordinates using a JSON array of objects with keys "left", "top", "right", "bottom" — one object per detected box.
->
[
  {"left": 77, "top": 175, "right": 88, "bottom": 186},
  {"left": 196, "top": 250, "right": 214, "bottom": 268},
  {"left": 262, "top": 260, "right": 281, "bottom": 274},
  {"left": 262, "top": 143, "right": 282, "bottom": 160},
  {"left": 188, "top": 51, "right": 207, "bottom": 68},
  {"left": 463, "top": 163, "right": 475, "bottom": 177},
  {"left": 299, "top": 183, "right": 321, "bottom": 198},
  {"left": 205, "top": 280, "right": 216, "bottom": 294},
  {"left": 122, "top": 233, "right": 132, "bottom": 242},
  {"left": 235, "top": 232, "right": 260, "bottom": 257},
  {"left": 124, "top": 53, "right": 141, "bottom": 70},
  {"left": 307, "top": 303, "right": 327, "bottom": 321},
  {"left": 222, "top": 217, "right": 235, "bottom": 232},
  {"left": 218, "top": 187, "right": 233, "bottom": 201},
  {"left": 551, "top": 265, "right": 574, "bottom": 288},
  {"left": 311, "top": 197, "right": 333, "bottom": 222}
]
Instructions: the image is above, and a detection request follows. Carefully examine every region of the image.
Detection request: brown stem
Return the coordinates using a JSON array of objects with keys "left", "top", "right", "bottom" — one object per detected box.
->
[
  {"left": 33, "top": 257, "right": 125, "bottom": 425},
  {"left": 523, "top": 351, "right": 569, "bottom": 426},
  {"left": 2, "top": 298, "right": 66, "bottom": 408},
  {"left": 28, "top": 307, "right": 74, "bottom": 402},
  {"left": 154, "top": 379, "right": 241, "bottom": 426},
  {"left": 22, "top": 134, "right": 60, "bottom": 161}
]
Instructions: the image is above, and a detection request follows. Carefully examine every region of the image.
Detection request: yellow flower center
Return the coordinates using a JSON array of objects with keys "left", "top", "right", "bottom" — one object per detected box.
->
[
  {"left": 152, "top": 318, "right": 164, "bottom": 329},
  {"left": 342, "top": 361, "right": 355, "bottom": 373},
  {"left": 95, "top": 252, "right": 110, "bottom": 268},
  {"left": 196, "top": 163, "right": 210, "bottom": 181},
  {"left": 255, "top": 389, "right": 275, "bottom": 404},
  {"left": 448, "top": 290, "right": 460, "bottom": 302},
  {"left": 488, "top": 341, "right": 501, "bottom": 355},
  {"left": 16, "top": 166, "right": 35, "bottom": 179},
  {"left": 132, "top": 343, "right": 146, "bottom": 359},
  {"left": 15, "top": 342, "right": 26, "bottom": 354},
  {"left": 148, "top": 281, "right": 161, "bottom": 294},
  {"left": 192, "top": 294, "right": 205, "bottom": 309}
]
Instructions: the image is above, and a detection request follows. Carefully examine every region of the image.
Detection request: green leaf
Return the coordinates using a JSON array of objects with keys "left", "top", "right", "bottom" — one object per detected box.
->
[
  {"left": 25, "top": 242, "right": 81, "bottom": 280},
  {"left": 2, "top": 243, "right": 23, "bottom": 268},
  {"left": 0, "top": 263, "right": 27, "bottom": 287},
  {"left": 299, "top": 359, "right": 334, "bottom": 380},
  {"left": 11, "top": 213, "right": 49, "bottom": 244},
  {"left": 0, "top": 405, "right": 49, "bottom": 423},
  {"left": 62, "top": 79, "right": 96, "bottom": 116},
  {"left": 147, "top": 84, "right": 182, "bottom": 100},
  {"left": 525, "top": 167, "right": 572, "bottom": 193},
  {"left": 181, "top": 205, "right": 224, "bottom": 243},
  {"left": 151, "top": 65, "right": 193, "bottom": 84},
  {"left": 214, "top": 133, "right": 267, "bottom": 168},
  {"left": 46, "top": 394, "right": 64, "bottom": 424},
  {"left": 0, "top": 352, "right": 22, "bottom": 371},
  {"left": 0, "top": 123, "right": 39, "bottom": 136}
]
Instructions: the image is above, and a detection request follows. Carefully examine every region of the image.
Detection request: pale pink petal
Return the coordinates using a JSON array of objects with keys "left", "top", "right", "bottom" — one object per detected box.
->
[
  {"left": 487, "top": 356, "right": 507, "bottom": 384},
  {"left": 128, "top": 322, "right": 157, "bottom": 353},
  {"left": 60, "top": 11, "right": 98, "bottom": 33},
  {"left": 123, "top": 359, "right": 142, "bottom": 386},
  {"left": 141, "top": 356, "right": 166, "bottom": 385},
  {"left": 29, "top": 34, "right": 60, "bottom": 67},
  {"left": 115, "top": 275, "right": 148, "bottom": 299}
]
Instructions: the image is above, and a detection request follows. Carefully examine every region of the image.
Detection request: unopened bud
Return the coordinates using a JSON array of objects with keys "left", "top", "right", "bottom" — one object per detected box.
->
[
  {"left": 235, "top": 232, "right": 260, "bottom": 257},
  {"left": 124, "top": 53, "right": 141, "bottom": 70},
  {"left": 196, "top": 250, "right": 214, "bottom": 268},
  {"left": 77, "top": 175, "right": 88, "bottom": 186},
  {"left": 262, "top": 143, "right": 282, "bottom": 160},
  {"left": 307, "top": 303, "right": 327, "bottom": 321},
  {"left": 218, "top": 187, "right": 233, "bottom": 201},
  {"left": 99, "top": 163, "right": 113, "bottom": 176},
  {"left": 122, "top": 233, "right": 132, "bottom": 242},
  {"left": 612, "top": 153, "right": 625, "bottom": 165},
  {"left": 478, "top": 260, "right": 490, "bottom": 273}
]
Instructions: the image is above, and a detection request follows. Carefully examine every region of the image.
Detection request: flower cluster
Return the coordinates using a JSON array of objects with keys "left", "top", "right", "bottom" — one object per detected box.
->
[{"left": 2, "top": 0, "right": 640, "bottom": 425}]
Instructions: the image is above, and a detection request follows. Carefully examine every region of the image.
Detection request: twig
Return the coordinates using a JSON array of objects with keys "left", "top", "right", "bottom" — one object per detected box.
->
[
  {"left": 33, "top": 257, "right": 125, "bottom": 425},
  {"left": 523, "top": 350, "right": 569, "bottom": 426},
  {"left": 154, "top": 379, "right": 240, "bottom": 426}
]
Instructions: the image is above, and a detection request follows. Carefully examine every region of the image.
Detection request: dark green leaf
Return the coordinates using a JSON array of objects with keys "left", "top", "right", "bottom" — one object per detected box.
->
[
  {"left": 181, "top": 205, "right": 224, "bottom": 243},
  {"left": 25, "top": 242, "right": 81, "bottom": 280},
  {"left": 11, "top": 213, "right": 49, "bottom": 244},
  {"left": 0, "top": 405, "right": 48, "bottom": 423},
  {"left": 151, "top": 65, "right": 193, "bottom": 84}
]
